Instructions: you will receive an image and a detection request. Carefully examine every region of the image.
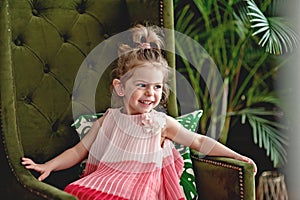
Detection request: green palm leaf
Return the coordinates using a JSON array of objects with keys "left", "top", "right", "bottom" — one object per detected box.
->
[
  {"left": 239, "top": 108, "right": 288, "bottom": 167},
  {"left": 245, "top": 0, "right": 299, "bottom": 55}
]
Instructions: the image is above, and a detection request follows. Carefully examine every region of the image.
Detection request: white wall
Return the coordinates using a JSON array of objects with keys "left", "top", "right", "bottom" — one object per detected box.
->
[{"left": 279, "top": 0, "right": 300, "bottom": 199}]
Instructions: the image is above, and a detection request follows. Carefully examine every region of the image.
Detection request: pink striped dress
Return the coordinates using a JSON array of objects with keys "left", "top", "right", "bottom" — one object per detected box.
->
[{"left": 64, "top": 108, "right": 185, "bottom": 200}]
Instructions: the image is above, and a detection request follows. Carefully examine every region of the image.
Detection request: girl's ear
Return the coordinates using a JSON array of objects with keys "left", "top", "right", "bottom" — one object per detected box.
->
[{"left": 112, "top": 79, "right": 125, "bottom": 97}]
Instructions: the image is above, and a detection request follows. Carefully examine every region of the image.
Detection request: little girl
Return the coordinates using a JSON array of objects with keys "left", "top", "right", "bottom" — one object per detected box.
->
[{"left": 22, "top": 24, "right": 257, "bottom": 200}]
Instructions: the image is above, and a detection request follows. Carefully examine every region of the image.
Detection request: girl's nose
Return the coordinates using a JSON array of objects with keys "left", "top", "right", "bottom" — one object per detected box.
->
[{"left": 145, "top": 86, "right": 154, "bottom": 96}]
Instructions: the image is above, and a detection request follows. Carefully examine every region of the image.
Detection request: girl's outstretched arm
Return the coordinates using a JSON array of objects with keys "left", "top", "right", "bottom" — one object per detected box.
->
[
  {"left": 164, "top": 116, "right": 257, "bottom": 174},
  {"left": 22, "top": 116, "right": 104, "bottom": 181},
  {"left": 21, "top": 141, "right": 88, "bottom": 181}
]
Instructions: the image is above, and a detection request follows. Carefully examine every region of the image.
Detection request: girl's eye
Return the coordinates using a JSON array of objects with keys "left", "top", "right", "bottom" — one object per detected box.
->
[
  {"left": 137, "top": 83, "right": 146, "bottom": 88},
  {"left": 154, "top": 85, "right": 162, "bottom": 89}
]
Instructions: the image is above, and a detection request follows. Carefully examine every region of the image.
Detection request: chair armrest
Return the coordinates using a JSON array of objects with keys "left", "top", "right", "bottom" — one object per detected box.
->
[
  {"left": 2, "top": 150, "right": 77, "bottom": 200},
  {"left": 17, "top": 171, "right": 77, "bottom": 200},
  {"left": 191, "top": 154, "right": 255, "bottom": 200}
]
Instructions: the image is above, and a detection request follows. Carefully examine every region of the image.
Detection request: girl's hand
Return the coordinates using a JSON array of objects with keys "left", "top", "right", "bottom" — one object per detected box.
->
[
  {"left": 21, "top": 157, "right": 51, "bottom": 181},
  {"left": 237, "top": 155, "right": 257, "bottom": 175}
]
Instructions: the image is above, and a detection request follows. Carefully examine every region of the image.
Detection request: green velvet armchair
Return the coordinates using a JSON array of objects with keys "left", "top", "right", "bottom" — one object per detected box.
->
[{"left": 0, "top": 0, "right": 255, "bottom": 199}]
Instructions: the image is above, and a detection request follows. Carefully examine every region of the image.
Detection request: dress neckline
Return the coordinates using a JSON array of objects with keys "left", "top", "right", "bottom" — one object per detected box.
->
[
  {"left": 117, "top": 107, "right": 154, "bottom": 117},
  {"left": 110, "top": 108, "right": 162, "bottom": 138}
]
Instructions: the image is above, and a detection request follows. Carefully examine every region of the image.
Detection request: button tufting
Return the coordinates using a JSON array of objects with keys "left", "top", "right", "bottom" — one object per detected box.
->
[
  {"left": 43, "top": 64, "right": 50, "bottom": 73},
  {"left": 52, "top": 120, "right": 59, "bottom": 132},
  {"left": 87, "top": 63, "right": 94, "bottom": 69},
  {"left": 32, "top": 9, "right": 39, "bottom": 16},
  {"left": 14, "top": 38, "right": 23, "bottom": 46},
  {"left": 86, "top": 59, "right": 96, "bottom": 70},
  {"left": 76, "top": 3, "right": 86, "bottom": 14},
  {"left": 62, "top": 34, "right": 69, "bottom": 42},
  {"left": 103, "top": 33, "right": 110, "bottom": 39},
  {"left": 23, "top": 95, "right": 32, "bottom": 104},
  {"left": 71, "top": 91, "right": 77, "bottom": 101}
]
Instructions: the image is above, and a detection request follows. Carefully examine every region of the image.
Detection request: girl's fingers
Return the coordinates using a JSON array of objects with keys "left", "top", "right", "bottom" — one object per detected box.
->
[
  {"left": 239, "top": 156, "right": 257, "bottom": 175},
  {"left": 21, "top": 158, "right": 42, "bottom": 172},
  {"left": 21, "top": 157, "right": 49, "bottom": 181},
  {"left": 38, "top": 174, "right": 45, "bottom": 181},
  {"left": 22, "top": 157, "right": 32, "bottom": 162},
  {"left": 248, "top": 158, "right": 257, "bottom": 175},
  {"left": 21, "top": 157, "right": 35, "bottom": 165},
  {"left": 24, "top": 164, "right": 37, "bottom": 170},
  {"left": 38, "top": 172, "right": 50, "bottom": 181}
]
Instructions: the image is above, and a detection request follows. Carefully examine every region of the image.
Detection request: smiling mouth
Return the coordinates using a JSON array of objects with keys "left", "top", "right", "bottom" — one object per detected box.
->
[{"left": 139, "top": 100, "right": 153, "bottom": 105}]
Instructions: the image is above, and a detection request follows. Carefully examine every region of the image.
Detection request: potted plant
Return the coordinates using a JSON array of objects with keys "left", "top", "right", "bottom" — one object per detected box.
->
[{"left": 174, "top": 0, "right": 298, "bottom": 169}]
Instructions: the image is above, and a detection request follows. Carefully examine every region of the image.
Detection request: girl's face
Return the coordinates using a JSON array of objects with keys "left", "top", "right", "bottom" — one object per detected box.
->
[{"left": 118, "top": 64, "right": 164, "bottom": 115}]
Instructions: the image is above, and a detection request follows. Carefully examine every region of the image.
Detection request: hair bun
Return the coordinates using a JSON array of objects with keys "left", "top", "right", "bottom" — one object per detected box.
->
[
  {"left": 131, "top": 24, "right": 164, "bottom": 50},
  {"left": 118, "top": 24, "right": 164, "bottom": 56}
]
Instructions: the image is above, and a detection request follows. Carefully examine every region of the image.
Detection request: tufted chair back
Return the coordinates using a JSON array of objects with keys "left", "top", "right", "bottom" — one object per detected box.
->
[{"left": 0, "top": 0, "right": 176, "bottom": 199}]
